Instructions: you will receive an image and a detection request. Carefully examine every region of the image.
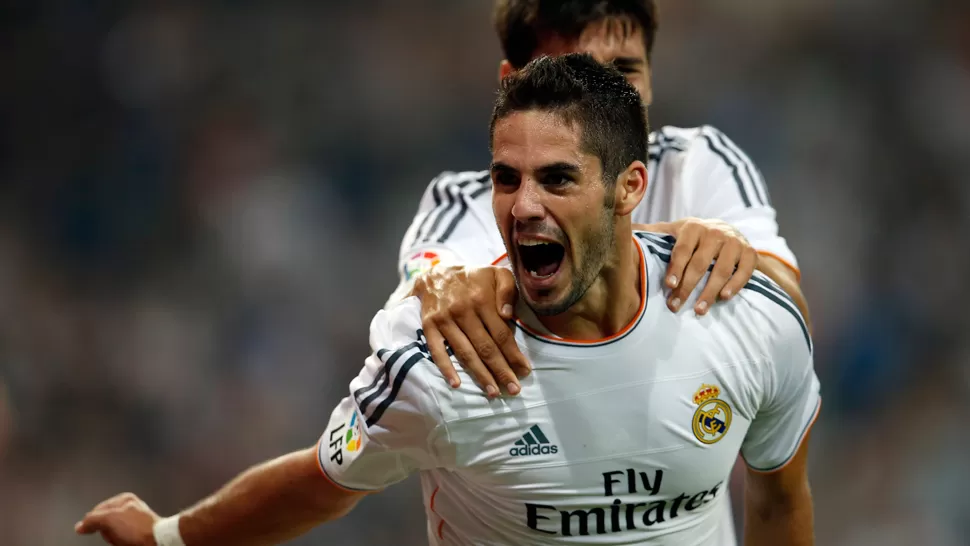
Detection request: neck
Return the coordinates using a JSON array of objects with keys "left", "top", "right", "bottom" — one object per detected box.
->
[{"left": 537, "top": 228, "right": 642, "bottom": 341}]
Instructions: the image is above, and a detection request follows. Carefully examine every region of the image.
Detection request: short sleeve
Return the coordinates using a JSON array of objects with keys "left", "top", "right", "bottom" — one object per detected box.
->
[
  {"left": 740, "top": 275, "right": 820, "bottom": 472},
  {"left": 318, "top": 300, "right": 448, "bottom": 490},
  {"left": 385, "top": 170, "right": 502, "bottom": 308},
  {"left": 683, "top": 126, "right": 800, "bottom": 274}
]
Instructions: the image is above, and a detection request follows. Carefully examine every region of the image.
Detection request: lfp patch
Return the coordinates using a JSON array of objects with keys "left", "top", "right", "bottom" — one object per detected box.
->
[
  {"left": 404, "top": 251, "right": 442, "bottom": 280},
  {"left": 345, "top": 411, "right": 363, "bottom": 452}
]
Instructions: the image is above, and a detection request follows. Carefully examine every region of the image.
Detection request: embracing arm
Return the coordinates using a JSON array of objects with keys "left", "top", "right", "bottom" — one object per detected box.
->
[
  {"left": 386, "top": 170, "right": 530, "bottom": 394},
  {"left": 638, "top": 127, "right": 811, "bottom": 323},
  {"left": 640, "top": 219, "right": 811, "bottom": 330}
]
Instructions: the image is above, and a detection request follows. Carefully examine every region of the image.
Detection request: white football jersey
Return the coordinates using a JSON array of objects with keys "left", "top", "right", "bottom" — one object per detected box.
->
[
  {"left": 321, "top": 232, "right": 820, "bottom": 546},
  {"left": 388, "top": 126, "right": 799, "bottom": 305}
]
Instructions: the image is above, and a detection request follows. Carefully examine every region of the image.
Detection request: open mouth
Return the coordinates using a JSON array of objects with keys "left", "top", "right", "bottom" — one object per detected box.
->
[{"left": 517, "top": 240, "right": 565, "bottom": 279}]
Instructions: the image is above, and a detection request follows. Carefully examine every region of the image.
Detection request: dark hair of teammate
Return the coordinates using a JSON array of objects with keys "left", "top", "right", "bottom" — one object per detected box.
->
[{"left": 494, "top": 0, "right": 659, "bottom": 69}]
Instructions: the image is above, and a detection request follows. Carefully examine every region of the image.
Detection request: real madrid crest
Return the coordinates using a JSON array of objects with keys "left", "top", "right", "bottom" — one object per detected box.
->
[{"left": 691, "top": 384, "right": 732, "bottom": 444}]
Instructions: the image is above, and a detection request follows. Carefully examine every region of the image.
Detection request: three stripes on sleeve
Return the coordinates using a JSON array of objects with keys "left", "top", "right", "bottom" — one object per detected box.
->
[
  {"left": 407, "top": 171, "right": 492, "bottom": 248},
  {"left": 696, "top": 126, "right": 771, "bottom": 208},
  {"left": 352, "top": 331, "right": 447, "bottom": 428}
]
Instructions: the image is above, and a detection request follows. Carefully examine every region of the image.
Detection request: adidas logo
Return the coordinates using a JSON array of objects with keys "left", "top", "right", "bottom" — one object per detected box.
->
[{"left": 509, "top": 425, "right": 559, "bottom": 457}]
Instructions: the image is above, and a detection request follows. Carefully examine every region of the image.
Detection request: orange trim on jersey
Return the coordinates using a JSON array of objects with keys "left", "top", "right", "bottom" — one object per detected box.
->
[
  {"left": 491, "top": 253, "right": 508, "bottom": 266},
  {"left": 745, "top": 398, "right": 821, "bottom": 475},
  {"left": 757, "top": 250, "right": 801, "bottom": 282},
  {"left": 514, "top": 237, "right": 648, "bottom": 345},
  {"left": 429, "top": 486, "right": 446, "bottom": 540},
  {"left": 313, "top": 437, "right": 380, "bottom": 495}
]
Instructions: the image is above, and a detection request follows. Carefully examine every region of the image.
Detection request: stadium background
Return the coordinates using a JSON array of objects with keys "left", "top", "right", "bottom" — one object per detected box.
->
[{"left": 1, "top": 1, "right": 968, "bottom": 544}]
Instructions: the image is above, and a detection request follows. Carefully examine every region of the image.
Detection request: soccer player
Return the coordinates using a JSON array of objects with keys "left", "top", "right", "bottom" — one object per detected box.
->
[
  {"left": 393, "top": 0, "right": 811, "bottom": 397},
  {"left": 76, "top": 54, "right": 818, "bottom": 546}
]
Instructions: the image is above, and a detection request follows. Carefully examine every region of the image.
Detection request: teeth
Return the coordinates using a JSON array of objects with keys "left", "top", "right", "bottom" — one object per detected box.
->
[{"left": 519, "top": 240, "right": 551, "bottom": 247}]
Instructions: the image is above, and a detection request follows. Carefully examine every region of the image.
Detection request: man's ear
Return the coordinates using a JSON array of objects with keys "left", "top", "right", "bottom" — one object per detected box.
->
[
  {"left": 613, "top": 161, "right": 648, "bottom": 216},
  {"left": 498, "top": 60, "right": 515, "bottom": 82}
]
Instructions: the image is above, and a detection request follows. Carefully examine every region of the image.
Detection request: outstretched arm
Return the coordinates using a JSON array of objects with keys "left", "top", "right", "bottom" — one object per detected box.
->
[{"left": 76, "top": 447, "right": 367, "bottom": 546}]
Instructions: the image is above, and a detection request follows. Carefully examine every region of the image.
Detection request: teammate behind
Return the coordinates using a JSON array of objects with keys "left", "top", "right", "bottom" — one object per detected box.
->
[
  {"left": 395, "top": 0, "right": 811, "bottom": 398},
  {"left": 76, "top": 54, "right": 818, "bottom": 546}
]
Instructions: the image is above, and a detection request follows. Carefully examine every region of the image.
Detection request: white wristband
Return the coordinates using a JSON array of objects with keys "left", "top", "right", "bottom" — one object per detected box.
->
[{"left": 153, "top": 515, "right": 186, "bottom": 546}]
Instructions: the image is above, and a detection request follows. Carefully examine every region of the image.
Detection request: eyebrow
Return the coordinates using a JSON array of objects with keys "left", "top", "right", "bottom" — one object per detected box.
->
[
  {"left": 535, "top": 162, "right": 581, "bottom": 176},
  {"left": 490, "top": 162, "right": 517, "bottom": 175},
  {"left": 611, "top": 57, "right": 644, "bottom": 69},
  {"left": 490, "top": 162, "right": 581, "bottom": 176}
]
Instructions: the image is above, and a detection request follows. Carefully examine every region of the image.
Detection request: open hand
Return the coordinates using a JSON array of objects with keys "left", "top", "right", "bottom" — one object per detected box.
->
[
  {"left": 645, "top": 218, "right": 757, "bottom": 315},
  {"left": 412, "top": 265, "right": 530, "bottom": 397},
  {"left": 75, "top": 492, "right": 159, "bottom": 546}
]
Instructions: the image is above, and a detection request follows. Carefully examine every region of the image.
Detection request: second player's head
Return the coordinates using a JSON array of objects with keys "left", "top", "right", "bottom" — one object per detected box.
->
[
  {"left": 489, "top": 53, "right": 648, "bottom": 316},
  {"left": 494, "top": 0, "right": 657, "bottom": 105}
]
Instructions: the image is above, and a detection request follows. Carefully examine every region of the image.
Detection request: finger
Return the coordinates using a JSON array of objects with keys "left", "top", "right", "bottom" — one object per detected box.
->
[
  {"left": 423, "top": 324, "right": 460, "bottom": 388},
  {"left": 493, "top": 268, "right": 519, "bottom": 321},
  {"left": 491, "top": 269, "right": 530, "bottom": 378},
  {"left": 452, "top": 311, "right": 509, "bottom": 396},
  {"left": 670, "top": 237, "right": 722, "bottom": 312},
  {"left": 86, "top": 494, "right": 128, "bottom": 515},
  {"left": 437, "top": 322, "right": 499, "bottom": 398},
  {"left": 721, "top": 248, "right": 758, "bottom": 300},
  {"left": 694, "top": 241, "right": 742, "bottom": 315},
  {"left": 477, "top": 311, "right": 526, "bottom": 395},
  {"left": 76, "top": 510, "right": 112, "bottom": 535},
  {"left": 665, "top": 226, "right": 701, "bottom": 291}
]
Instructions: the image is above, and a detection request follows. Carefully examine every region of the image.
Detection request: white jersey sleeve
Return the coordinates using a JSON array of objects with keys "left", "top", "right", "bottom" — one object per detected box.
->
[
  {"left": 679, "top": 126, "right": 800, "bottom": 274},
  {"left": 318, "top": 299, "right": 451, "bottom": 490},
  {"left": 740, "top": 274, "right": 820, "bottom": 472},
  {"left": 385, "top": 170, "right": 501, "bottom": 308}
]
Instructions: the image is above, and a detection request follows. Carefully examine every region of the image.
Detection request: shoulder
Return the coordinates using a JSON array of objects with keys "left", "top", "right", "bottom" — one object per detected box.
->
[
  {"left": 631, "top": 231, "right": 810, "bottom": 355},
  {"left": 632, "top": 231, "right": 678, "bottom": 304},
  {"left": 633, "top": 230, "right": 676, "bottom": 270},
  {"left": 735, "top": 273, "right": 813, "bottom": 356},
  {"left": 649, "top": 125, "right": 775, "bottom": 216},
  {"left": 366, "top": 298, "right": 477, "bottom": 407},
  {"left": 365, "top": 298, "right": 442, "bottom": 393},
  {"left": 648, "top": 126, "right": 692, "bottom": 164},
  {"left": 650, "top": 125, "right": 753, "bottom": 165},
  {"left": 355, "top": 299, "right": 448, "bottom": 428},
  {"left": 404, "top": 169, "right": 494, "bottom": 250},
  {"left": 416, "top": 169, "right": 492, "bottom": 211}
]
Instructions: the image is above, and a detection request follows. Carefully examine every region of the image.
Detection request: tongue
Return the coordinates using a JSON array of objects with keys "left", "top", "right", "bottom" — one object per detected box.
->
[{"left": 535, "top": 260, "right": 560, "bottom": 278}]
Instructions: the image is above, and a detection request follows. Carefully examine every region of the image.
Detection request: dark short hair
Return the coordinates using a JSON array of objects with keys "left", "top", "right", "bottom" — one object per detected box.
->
[
  {"left": 489, "top": 53, "right": 648, "bottom": 186},
  {"left": 494, "top": 0, "right": 658, "bottom": 69}
]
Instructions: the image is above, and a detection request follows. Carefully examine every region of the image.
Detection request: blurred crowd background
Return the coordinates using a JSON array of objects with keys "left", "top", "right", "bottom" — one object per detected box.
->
[{"left": 1, "top": 1, "right": 968, "bottom": 544}]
